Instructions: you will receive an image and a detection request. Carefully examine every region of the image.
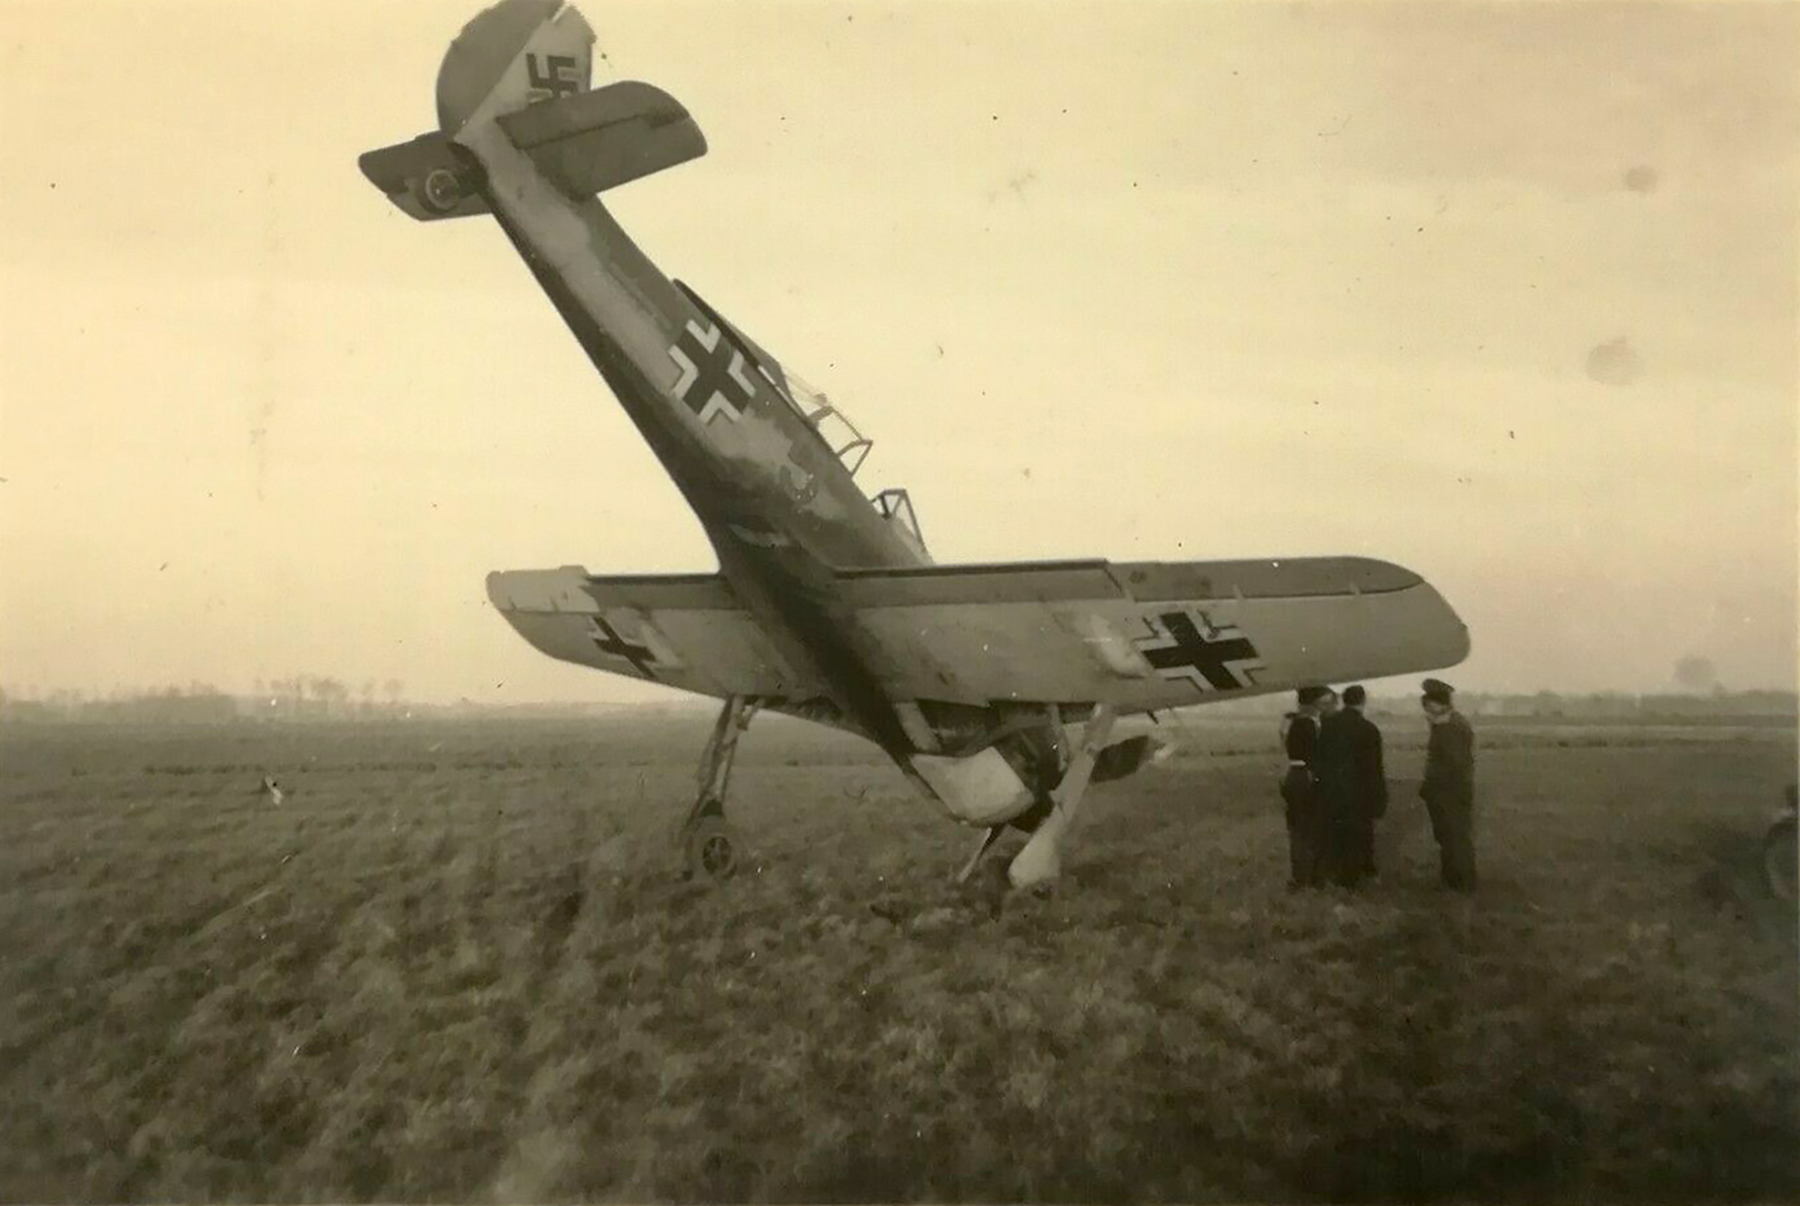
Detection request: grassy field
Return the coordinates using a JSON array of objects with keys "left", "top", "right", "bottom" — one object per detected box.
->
[{"left": 1, "top": 711, "right": 1795, "bottom": 1202}]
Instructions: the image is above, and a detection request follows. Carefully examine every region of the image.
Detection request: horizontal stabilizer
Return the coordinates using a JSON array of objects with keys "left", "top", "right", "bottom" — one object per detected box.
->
[
  {"left": 358, "top": 133, "right": 490, "bottom": 221},
  {"left": 359, "top": 80, "right": 705, "bottom": 221}
]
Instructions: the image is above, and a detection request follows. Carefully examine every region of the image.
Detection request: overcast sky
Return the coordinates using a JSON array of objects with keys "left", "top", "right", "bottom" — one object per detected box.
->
[{"left": 2, "top": 0, "right": 1795, "bottom": 703}]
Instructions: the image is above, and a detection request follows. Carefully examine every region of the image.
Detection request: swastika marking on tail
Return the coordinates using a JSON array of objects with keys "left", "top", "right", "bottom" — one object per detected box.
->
[{"left": 525, "top": 53, "right": 581, "bottom": 100}]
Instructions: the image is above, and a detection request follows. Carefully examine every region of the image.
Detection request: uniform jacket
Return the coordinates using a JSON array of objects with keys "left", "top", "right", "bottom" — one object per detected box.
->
[
  {"left": 1338, "top": 708, "right": 1389, "bottom": 817},
  {"left": 1421, "top": 711, "right": 1475, "bottom": 803},
  {"left": 1283, "top": 713, "right": 1320, "bottom": 772},
  {"left": 1279, "top": 713, "right": 1321, "bottom": 810}
]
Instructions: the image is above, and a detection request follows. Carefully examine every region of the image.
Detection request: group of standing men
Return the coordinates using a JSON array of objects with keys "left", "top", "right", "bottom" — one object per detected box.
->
[{"left": 1279, "top": 677, "right": 1477, "bottom": 892}]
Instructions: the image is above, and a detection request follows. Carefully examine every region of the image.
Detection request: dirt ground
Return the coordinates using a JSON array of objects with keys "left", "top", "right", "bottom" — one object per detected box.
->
[{"left": 1, "top": 711, "right": 1794, "bottom": 1202}]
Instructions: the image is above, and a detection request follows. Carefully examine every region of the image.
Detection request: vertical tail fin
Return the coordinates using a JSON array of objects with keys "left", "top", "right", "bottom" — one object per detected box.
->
[
  {"left": 360, "top": 0, "right": 701, "bottom": 223},
  {"left": 435, "top": 0, "right": 600, "bottom": 133}
]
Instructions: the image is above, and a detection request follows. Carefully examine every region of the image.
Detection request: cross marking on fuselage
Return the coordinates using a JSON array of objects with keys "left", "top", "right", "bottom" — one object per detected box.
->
[
  {"left": 588, "top": 616, "right": 658, "bottom": 679},
  {"left": 668, "top": 319, "right": 756, "bottom": 425},
  {"left": 1134, "top": 610, "right": 1260, "bottom": 692}
]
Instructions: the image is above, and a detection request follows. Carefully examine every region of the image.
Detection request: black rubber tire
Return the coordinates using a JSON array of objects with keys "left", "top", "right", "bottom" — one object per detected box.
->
[
  {"left": 685, "top": 817, "right": 744, "bottom": 881},
  {"left": 416, "top": 167, "right": 465, "bottom": 214}
]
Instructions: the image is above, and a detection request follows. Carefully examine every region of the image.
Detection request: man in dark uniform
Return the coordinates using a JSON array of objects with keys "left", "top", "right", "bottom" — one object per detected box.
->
[
  {"left": 1280, "top": 686, "right": 1337, "bottom": 888},
  {"left": 1327, "top": 684, "right": 1388, "bottom": 886},
  {"left": 1419, "top": 677, "right": 1477, "bottom": 891}
]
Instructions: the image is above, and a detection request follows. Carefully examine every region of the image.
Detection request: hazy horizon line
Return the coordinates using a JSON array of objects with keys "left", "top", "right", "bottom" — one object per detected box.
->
[{"left": 5, "top": 682, "right": 1795, "bottom": 708}]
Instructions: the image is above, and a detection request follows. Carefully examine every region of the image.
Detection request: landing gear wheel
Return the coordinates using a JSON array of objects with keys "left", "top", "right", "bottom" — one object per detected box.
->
[
  {"left": 685, "top": 817, "right": 745, "bottom": 882},
  {"left": 415, "top": 167, "right": 467, "bottom": 215},
  {"left": 672, "top": 696, "right": 758, "bottom": 883},
  {"left": 1763, "top": 818, "right": 1797, "bottom": 903}
]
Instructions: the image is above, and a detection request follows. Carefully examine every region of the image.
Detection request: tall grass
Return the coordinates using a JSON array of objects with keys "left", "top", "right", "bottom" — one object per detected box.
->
[{"left": 1, "top": 715, "right": 1794, "bottom": 1201}]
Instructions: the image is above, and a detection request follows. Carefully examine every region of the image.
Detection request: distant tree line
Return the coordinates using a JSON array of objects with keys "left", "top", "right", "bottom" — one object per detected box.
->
[
  {"left": 1204, "top": 688, "right": 1798, "bottom": 721},
  {"left": 1370, "top": 689, "right": 1797, "bottom": 720},
  {"left": 1, "top": 683, "right": 1792, "bottom": 726},
  {"left": 0, "top": 677, "right": 412, "bottom": 725}
]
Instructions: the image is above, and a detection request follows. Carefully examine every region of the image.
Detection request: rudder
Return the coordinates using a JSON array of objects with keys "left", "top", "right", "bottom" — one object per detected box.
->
[{"left": 436, "top": 0, "right": 598, "bottom": 133}]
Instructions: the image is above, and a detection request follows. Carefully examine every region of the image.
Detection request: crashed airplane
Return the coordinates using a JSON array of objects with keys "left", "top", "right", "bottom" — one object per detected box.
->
[{"left": 359, "top": 0, "right": 1470, "bottom": 888}]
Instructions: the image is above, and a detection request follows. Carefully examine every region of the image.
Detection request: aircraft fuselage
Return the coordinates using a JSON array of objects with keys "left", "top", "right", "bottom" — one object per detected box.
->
[{"left": 456, "top": 123, "right": 1064, "bottom": 807}]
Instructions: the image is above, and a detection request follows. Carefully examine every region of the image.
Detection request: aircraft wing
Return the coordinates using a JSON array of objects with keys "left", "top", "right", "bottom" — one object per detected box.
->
[
  {"left": 486, "top": 567, "right": 827, "bottom": 699},
  {"left": 488, "top": 556, "right": 1466, "bottom": 712},
  {"left": 838, "top": 556, "right": 1469, "bottom": 710}
]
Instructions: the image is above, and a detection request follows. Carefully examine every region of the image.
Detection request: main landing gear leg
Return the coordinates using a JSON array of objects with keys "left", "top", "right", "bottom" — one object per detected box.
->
[
  {"left": 955, "top": 825, "right": 1008, "bottom": 885},
  {"left": 1008, "top": 705, "right": 1116, "bottom": 890},
  {"left": 677, "top": 695, "right": 758, "bottom": 881}
]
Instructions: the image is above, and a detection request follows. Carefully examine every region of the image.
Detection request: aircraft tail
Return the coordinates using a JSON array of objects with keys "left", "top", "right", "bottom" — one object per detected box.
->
[
  {"left": 436, "top": 0, "right": 599, "bottom": 133},
  {"left": 358, "top": 0, "right": 704, "bottom": 221}
]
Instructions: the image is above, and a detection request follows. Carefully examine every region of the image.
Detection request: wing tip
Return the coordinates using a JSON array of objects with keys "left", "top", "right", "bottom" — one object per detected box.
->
[{"left": 484, "top": 570, "right": 511, "bottom": 610}]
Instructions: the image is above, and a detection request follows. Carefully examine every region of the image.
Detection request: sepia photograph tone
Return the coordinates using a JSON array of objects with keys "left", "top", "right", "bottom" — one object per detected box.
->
[{"left": 1, "top": 0, "right": 1796, "bottom": 1200}]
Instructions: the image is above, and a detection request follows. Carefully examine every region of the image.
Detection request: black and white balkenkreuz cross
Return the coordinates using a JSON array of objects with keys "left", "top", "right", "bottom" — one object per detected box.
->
[
  {"left": 1132, "top": 609, "right": 1262, "bottom": 692},
  {"left": 667, "top": 319, "right": 756, "bottom": 425},
  {"left": 588, "top": 616, "right": 659, "bottom": 679}
]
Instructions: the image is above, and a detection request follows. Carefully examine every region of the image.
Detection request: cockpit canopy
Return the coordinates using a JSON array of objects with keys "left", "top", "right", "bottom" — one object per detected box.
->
[
  {"left": 873, "top": 487, "right": 927, "bottom": 557},
  {"left": 766, "top": 365, "right": 873, "bottom": 478},
  {"left": 674, "top": 279, "right": 926, "bottom": 557}
]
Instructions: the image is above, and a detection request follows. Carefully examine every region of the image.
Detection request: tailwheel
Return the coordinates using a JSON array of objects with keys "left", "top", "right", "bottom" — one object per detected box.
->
[
  {"left": 685, "top": 816, "right": 746, "bottom": 881},
  {"left": 413, "top": 166, "right": 470, "bottom": 215}
]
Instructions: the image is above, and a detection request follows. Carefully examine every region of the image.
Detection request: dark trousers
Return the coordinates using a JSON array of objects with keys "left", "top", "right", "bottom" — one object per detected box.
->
[
  {"left": 1332, "top": 811, "right": 1377, "bottom": 886},
  {"left": 1425, "top": 788, "right": 1477, "bottom": 891},
  {"left": 1282, "top": 769, "right": 1328, "bottom": 887}
]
